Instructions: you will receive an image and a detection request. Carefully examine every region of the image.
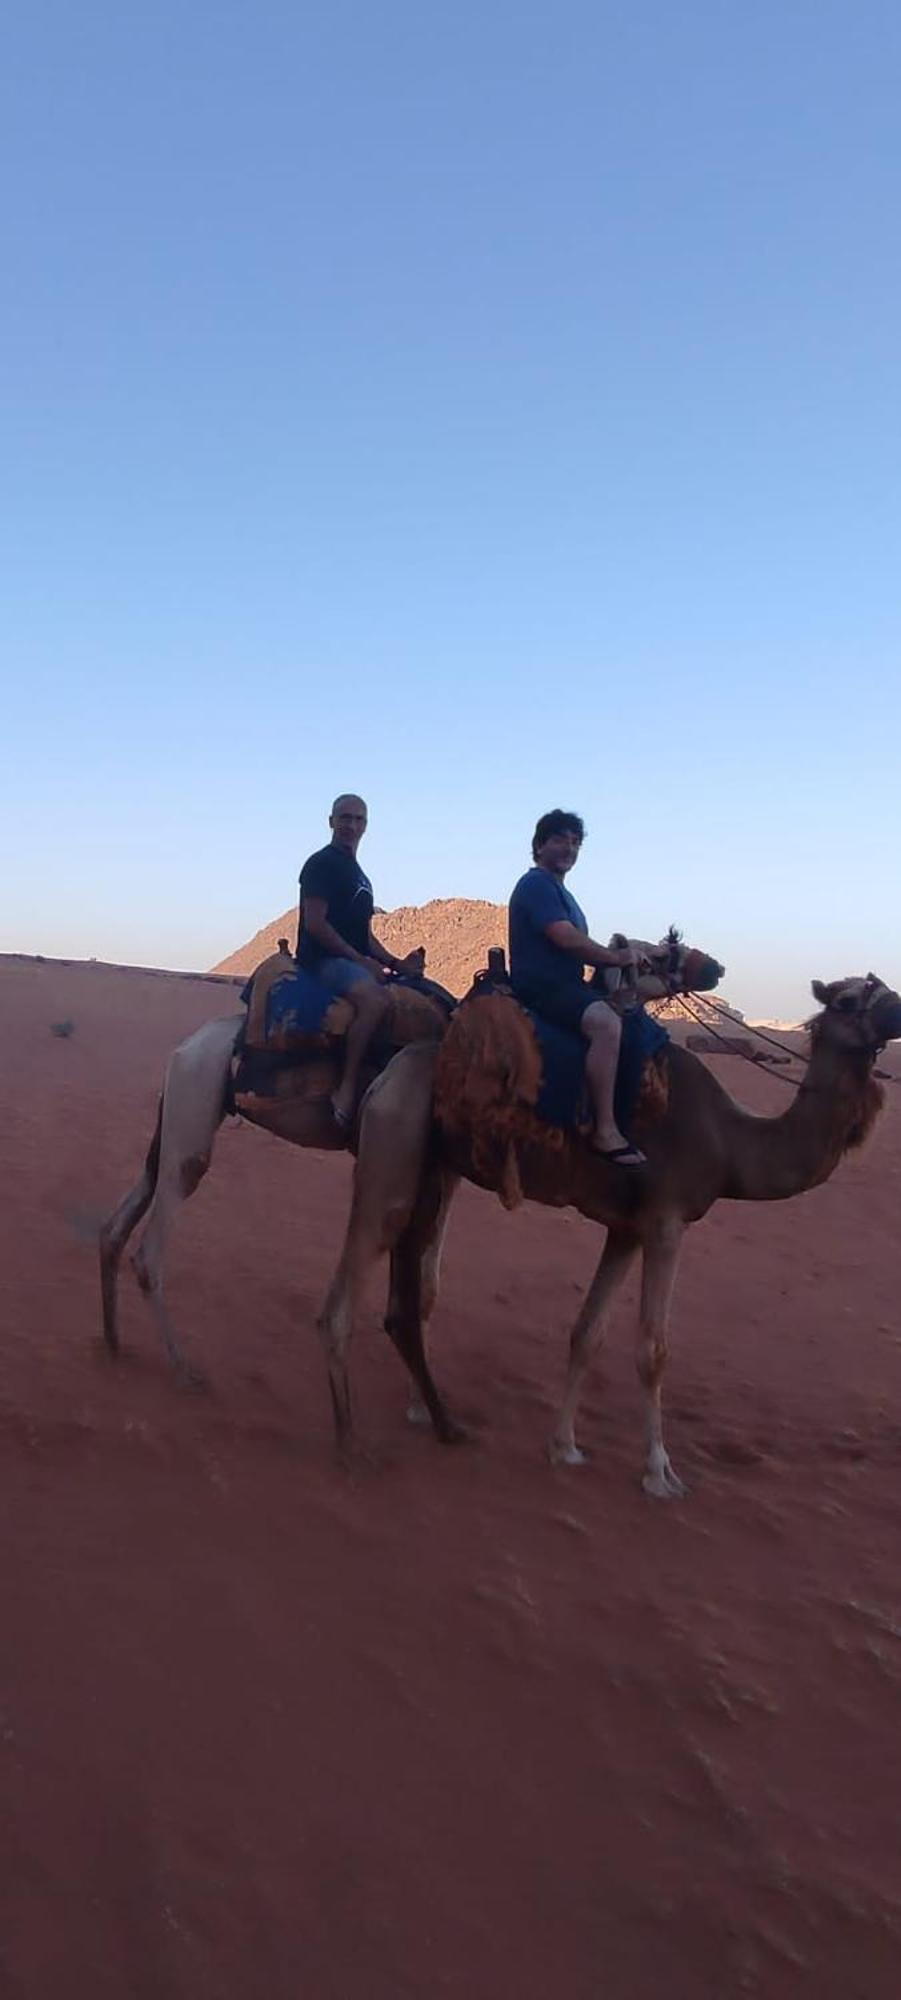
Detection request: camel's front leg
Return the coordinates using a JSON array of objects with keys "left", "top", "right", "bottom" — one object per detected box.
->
[
  {"left": 549, "top": 1229, "right": 639, "bottom": 1466},
  {"left": 637, "top": 1218, "right": 686, "bottom": 1499},
  {"left": 317, "top": 1041, "right": 438, "bottom": 1453}
]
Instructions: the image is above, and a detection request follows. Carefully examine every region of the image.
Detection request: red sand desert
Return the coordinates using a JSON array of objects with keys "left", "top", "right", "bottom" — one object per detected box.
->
[{"left": 3, "top": 951, "right": 901, "bottom": 1999}]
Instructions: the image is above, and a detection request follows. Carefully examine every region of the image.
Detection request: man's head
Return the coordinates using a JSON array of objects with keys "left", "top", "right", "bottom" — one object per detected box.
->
[
  {"left": 329, "top": 794, "right": 368, "bottom": 854},
  {"left": 532, "top": 808, "right": 585, "bottom": 876}
]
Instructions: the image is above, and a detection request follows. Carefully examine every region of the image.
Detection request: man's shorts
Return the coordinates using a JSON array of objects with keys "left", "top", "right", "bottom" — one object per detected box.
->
[
  {"left": 313, "top": 955, "right": 378, "bottom": 999},
  {"left": 514, "top": 980, "right": 602, "bottom": 1038}
]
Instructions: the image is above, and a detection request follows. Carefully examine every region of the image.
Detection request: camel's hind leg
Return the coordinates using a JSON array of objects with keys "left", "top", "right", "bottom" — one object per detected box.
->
[
  {"left": 99, "top": 1103, "right": 163, "bottom": 1353},
  {"left": 104, "top": 1013, "right": 242, "bottom": 1379},
  {"left": 384, "top": 1169, "right": 463, "bottom": 1445},
  {"left": 318, "top": 1041, "right": 439, "bottom": 1451},
  {"left": 391, "top": 1169, "right": 458, "bottom": 1426},
  {"left": 637, "top": 1218, "right": 686, "bottom": 1499},
  {"left": 549, "top": 1228, "right": 639, "bottom": 1466}
]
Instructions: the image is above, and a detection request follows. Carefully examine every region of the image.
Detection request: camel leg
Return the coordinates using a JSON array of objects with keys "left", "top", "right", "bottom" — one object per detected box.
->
[
  {"left": 318, "top": 1041, "right": 439, "bottom": 1451},
  {"left": 132, "top": 1157, "right": 210, "bottom": 1382},
  {"left": 125, "top": 1014, "right": 241, "bottom": 1380},
  {"left": 99, "top": 1102, "right": 162, "bottom": 1353},
  {"left": 549, "top": 1229, "right": 639, "bottom": 1466},
  {"left": 637, "top": 1218, "right": 686, "bottom": 1500},
  {"left": 384, "top": 1214, "right": 463, "bottom": 1445},
  {"left": 395, "top": 1169, "right": 459, "bottom": 1426}
]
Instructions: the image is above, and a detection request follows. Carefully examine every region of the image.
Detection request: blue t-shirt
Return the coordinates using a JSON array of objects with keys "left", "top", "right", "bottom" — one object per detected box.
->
[{"left": 509, "top": 867, "right": 589, "bottom": 1000}]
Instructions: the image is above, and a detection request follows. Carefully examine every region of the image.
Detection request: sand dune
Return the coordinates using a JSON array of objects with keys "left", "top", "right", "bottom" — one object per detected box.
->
[{"left": 3, "top": 950, "right": 901, "bottom": 1998}]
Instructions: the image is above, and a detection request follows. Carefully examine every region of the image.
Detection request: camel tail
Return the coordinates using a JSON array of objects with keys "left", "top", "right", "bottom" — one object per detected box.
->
[{"left": 99, "top": 1097, "right": 164, "bottom": 1353}]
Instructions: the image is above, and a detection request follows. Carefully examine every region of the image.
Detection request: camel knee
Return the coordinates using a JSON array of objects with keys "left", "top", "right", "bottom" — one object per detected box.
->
[
  {"left": 131, "top": 1242, "right": 156, "bottom": 1296},
  {"left": 317, "top": 1274, "right": 352, "bottom": 1359},
  {"left": 99, "top": 1217, "right": 125, "bottom": 1270},
  {"left": 637, "top": 1336, "right": 668, "bottom": 1390},
  {"left": 180, "top": 1152, "right": 210, "bottom": 1198},
  {"left": 131, "top": 1196, "right": 174, "bottom": 1297}
]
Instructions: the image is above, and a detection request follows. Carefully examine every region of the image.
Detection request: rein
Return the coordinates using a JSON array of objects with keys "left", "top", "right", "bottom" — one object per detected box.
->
[
  {"left": 674, "top": 993, "right": 809, "bottom": 1089},
  {"left": 673, "top": 988, "right": 896, "bottom": 1089}
]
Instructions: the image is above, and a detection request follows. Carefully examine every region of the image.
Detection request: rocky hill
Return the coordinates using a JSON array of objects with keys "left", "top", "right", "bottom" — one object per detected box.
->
[
  {"left": 213, "top": 898, "right": 747, "bottom": 1020},
  {"left": 212, "top": 898, "right": 508, "bottom": 996}
]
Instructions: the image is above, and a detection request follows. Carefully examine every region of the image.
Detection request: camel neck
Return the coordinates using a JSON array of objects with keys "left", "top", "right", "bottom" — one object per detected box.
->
[{"left": 721, "top": 1037, "right": 877, "bottom": 1202}]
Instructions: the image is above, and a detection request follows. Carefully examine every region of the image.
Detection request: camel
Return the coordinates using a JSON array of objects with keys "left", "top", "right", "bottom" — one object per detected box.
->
[
  {"left": 317, "top": 973, "right": 901, "bottom": 1494},
  {"left": 98, "top": 933, "right": 721, "bottom": 1392}
]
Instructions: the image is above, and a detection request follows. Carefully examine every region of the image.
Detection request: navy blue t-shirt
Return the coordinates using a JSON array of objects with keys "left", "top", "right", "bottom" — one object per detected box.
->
[
  {"left": 508, "top": 867, "right": 589, "bottom": 1001},
  {"left": 297, "top": 843, "right": 374, "bottom": 970}
]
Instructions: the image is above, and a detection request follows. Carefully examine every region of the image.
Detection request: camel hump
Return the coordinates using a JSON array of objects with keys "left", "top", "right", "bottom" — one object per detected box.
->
[{"left": 383, "top": 984, "right": 449, "bottom": 1046}]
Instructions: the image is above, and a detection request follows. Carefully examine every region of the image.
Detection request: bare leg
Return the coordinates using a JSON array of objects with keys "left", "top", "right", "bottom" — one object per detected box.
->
[
  {"left": 549, "top": 1229, "right": 639, "bottom": 1465},
  {"left": 332, "top": 982, "right": 392, "bottom": 1126},
  {"left": 582, "top": 1000, "right": 641, "bottom": 1159},
  {"left": 318, "top": 1042, "right": 438, "bottom": 1450},
  {"left": 637, "top": 1218, "right": 686, "bottom": 1499}
]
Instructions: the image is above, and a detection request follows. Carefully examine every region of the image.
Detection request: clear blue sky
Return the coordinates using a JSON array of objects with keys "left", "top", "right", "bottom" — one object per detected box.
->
[{"left": 2, "top": 1, "right": 899, "bottom": 1019}]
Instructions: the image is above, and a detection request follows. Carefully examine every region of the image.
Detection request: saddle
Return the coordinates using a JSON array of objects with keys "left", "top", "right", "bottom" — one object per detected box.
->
[
  {"left": 434, "top": 984, "right": 669, "bottom": 1210},
  {"left": 233, "top": 941, "right": 454, "bottom": 1113}
]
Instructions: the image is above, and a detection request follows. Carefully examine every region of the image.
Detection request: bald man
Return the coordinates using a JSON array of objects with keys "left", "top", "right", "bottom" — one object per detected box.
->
[{"left": 297, "top": 794, "right": 413, "bottom": 1129}]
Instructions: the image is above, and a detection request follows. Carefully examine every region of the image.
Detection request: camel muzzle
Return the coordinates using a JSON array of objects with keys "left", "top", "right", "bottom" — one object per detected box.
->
[
  {"left": 681, "top": 951, "right": 725, "bottom": 994},
  {"left": 873, "top": 993, "right": 901, "bottom": 1044}
]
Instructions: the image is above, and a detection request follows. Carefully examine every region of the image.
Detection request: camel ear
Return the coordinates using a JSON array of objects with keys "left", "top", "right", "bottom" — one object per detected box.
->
[{"left": 811, "top": 979, "right": 831, "bottom": 1006}]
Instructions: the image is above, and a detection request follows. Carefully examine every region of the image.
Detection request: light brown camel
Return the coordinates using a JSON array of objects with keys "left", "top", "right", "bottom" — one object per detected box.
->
[
  {"left": 317, "top": 974, "right": 901, "bottom": 1494},
  {"left": 98, "top": 935, "right": 720, "bottom": 1397}
]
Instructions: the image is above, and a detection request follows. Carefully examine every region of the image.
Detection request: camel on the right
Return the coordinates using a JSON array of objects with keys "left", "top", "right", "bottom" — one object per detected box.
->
[{"left": 318, "top": 973, "right": 901, "bottom": 1495}]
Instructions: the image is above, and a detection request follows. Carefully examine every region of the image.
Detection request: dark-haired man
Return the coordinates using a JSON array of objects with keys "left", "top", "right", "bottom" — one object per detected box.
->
[
  {"left": 508, "top": 809, "right": 645, "bottom": 1165},
  {"left": 298, "top": 794, "right": 419, "bottom": 1128}
]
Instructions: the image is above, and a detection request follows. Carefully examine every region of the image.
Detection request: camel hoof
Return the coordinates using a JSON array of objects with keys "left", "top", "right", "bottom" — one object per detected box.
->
[
  {"left": 549, "top": 1439, "right": 587, "bottom": 1468},
  {"left": 437, "top": 1414, "right": 469, "bottom": 1447},
  {"left": 337, "top": 1439, "right": 384, "bottom": 1478},
  {"left": 642, "top": 1463, "right": 686, "bottom": 1500},
  {"left": 406, "top": 1398, "right": 431, "bottom": 1428},
  {"left": 176, "top": 1361, "right": 208, "bottom": 1393}
]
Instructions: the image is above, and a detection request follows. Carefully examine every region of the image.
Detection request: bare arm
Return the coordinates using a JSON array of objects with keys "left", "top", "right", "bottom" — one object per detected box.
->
[
  {"left": 367, "top": 930, "right": 403, "bottom": 973},
  {"left": 302, "top": 898, "right": 383, "bottom": 970},
  {"left": 545, "top": 920, "right": 636, "bottom": 971}
]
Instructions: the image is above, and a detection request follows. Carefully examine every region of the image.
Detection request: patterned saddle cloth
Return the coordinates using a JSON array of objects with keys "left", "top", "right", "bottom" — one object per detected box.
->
[{"left": 234, "top": 945, "right": 454, "bottom": 1103}]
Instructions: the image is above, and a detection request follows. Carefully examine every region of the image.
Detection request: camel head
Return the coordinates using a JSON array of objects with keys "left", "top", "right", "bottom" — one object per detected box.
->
[
  {"left": 626, "top": 927, "right": 725, "bottom": 1001},
  {"left": 810, "top": 974, "right": 901, "bottom": 1054}
]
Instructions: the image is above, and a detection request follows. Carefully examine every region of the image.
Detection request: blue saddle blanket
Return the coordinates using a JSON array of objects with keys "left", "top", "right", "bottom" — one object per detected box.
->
[
  {"left": 240, "top": 965, "right": 457, "bottom": 1046},
  {"left": 528, "top": 1004, "right": 669, "bottom": 1134},
  {"left": 240, "top": 965, "right": 333, "bottom": 1038}
]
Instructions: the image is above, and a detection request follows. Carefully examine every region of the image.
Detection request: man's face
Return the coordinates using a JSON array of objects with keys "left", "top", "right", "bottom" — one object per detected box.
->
[
  {"left": 537, "top": 828, "right": 582, "bottom": 876},
  {"left": 330, "top": 798, "right": 368, "bottom": 853}
]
